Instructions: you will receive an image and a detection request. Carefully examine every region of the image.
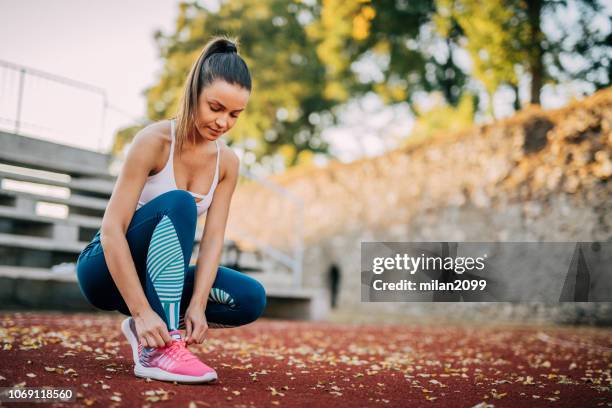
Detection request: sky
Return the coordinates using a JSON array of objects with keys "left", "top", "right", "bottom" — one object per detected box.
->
[{"left": 0, "top": 0, "right": 180, "bottom": 151}]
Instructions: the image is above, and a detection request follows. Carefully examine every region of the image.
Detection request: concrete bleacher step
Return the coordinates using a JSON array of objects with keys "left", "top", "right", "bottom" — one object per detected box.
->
[
  {"left": 0, "top": 207, "right": 100, "bottom": 243},
  {"left": 0, "top": 189, "right": 109, "bottom": 211},
  {"left": 0, "top": 232, "right": 84, "bottom": 253},
  {"left": 0, "top": 131, "right": 114, "bottom": 180},
  {"left": 0, "top": 265, "right": 328, "bottom": 319},
  {"left": 0, "top": 206, "right": 283, "bottom": 284},
  {"left": 0, "top": 227, "right": 275, "bottom": 274},
  {"left": 0, "top": 265, "right": 302, "bottom": 294},
  {"left": 0, "top": 265, "right": 77, "bottom": 282},
  {"left": 0, "top": 206, "right": 102, "bottom": 227},
  {"left": 0, "top": 170, "right": 114, "bottom": 197},
  {"left": 242, "top": 271, "right": 292, "bottom": 287}
]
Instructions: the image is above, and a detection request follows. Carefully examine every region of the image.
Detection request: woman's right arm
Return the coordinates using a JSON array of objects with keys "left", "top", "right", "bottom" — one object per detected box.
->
[{"left": 99, "top": 126, "right": 172, "bottom": 347}]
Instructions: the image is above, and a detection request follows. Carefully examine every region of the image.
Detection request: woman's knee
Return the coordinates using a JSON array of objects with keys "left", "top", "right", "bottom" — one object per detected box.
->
[
  {"left": 157, "top": 190, "right": 197, "bottom": 225},
  {"left": 76, "top": 258, "right": 110, "bottom": 310},
  {"left": 240, "top": 279, "right": 267, "bottom": 323}
]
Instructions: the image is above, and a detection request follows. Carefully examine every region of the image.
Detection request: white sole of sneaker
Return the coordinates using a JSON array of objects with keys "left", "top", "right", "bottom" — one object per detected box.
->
[
  {"left": 134, "top": 365, "right": 218, "bottom": 384},
  {"left": 120, "top": 317, "right": 139, "bottom": 365},
  {"left": 121, "top": 317, "right": 217, "bottom": 384}
]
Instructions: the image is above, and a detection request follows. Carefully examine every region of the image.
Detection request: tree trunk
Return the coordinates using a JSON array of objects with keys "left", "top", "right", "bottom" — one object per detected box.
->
[
  {"left": 488, "top": 91, "right": 496, "bottom": 120},
  {"left": 511, "top": 83, "right": 521, "bottom": 112},
  {"left": 441, "top": 38, "right": 456, "bottom": 106},
  {"left": 526, "top": 0, "right": 544, "bottom": 105}
]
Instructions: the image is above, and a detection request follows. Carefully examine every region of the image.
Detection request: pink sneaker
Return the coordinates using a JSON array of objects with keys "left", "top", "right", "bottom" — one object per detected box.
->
[{"left": 121, "top": 317, "right": 217, "bottom": 383}]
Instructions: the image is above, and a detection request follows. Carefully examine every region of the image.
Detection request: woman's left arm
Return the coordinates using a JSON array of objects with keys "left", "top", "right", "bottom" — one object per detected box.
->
[{"left": 185, "top": 148, "right": 240, "bottom": 343}]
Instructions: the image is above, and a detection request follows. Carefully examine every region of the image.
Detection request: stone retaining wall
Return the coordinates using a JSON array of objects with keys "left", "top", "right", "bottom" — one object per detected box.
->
[{"left": 227, "top": 88, "right": 612, "bottom": 324}]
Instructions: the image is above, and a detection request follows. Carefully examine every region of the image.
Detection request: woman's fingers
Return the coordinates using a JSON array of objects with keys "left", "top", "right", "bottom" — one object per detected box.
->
[
  {"left": 193, "top": 324, "right": 208, "bottom": 344},
  {"left": 142, "top": 333, "right": 154, "bottom": 348},
  {"left": 136, "top": 333, "right": 145, "bottom": 347},
  {"left": 182, "top": 315, "right": 209, "bottom": 345},
  {"left": 151, "top": 331, "right": 166, "bottom": 348},
  {"left": 190, "top": 321, "right": 201, "bottom": 344},
  {"left": 185, "top": 319, "right": 193, "bottom": 342},
  {"left": 141, "top": 330, "right": 166, "bottom": 348},
  {"left": 159, "top": 328, "right": 173, "bottom": 346}
]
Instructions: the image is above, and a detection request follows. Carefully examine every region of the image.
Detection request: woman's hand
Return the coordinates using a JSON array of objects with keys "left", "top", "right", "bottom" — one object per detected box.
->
[
  {"left": 133, "top": 308, "right": 172, "bottom": 348},
  {"left": 184, "top": 303, "right": 209, "bottom": 345}
]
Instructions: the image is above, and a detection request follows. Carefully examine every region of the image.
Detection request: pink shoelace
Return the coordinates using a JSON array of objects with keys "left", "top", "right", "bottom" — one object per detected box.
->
[{"left": 162, "top": 339, "right": 200, "bottom": 362}]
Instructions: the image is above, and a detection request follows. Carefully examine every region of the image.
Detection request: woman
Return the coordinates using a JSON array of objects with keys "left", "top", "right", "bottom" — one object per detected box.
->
[{"left": 75, "top": 36, "right": 266, "bottom": 384}]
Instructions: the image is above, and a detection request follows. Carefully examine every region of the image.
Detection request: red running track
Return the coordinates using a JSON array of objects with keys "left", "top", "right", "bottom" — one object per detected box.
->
[{"left": 0, "top": 312, "right": 610, "bottom": 408}]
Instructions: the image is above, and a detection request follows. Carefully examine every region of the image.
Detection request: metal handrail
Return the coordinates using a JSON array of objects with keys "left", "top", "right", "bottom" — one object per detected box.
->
[{"left": 0, "top": 59, "right": 140, "bottom": 152}]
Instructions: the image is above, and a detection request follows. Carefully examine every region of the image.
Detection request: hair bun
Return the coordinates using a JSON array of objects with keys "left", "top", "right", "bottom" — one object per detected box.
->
[{"left": 225, "top": 42, "right": 237, "bottom": 53}]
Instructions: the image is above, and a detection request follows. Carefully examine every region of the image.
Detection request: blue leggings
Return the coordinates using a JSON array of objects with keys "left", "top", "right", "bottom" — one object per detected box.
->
[{"left": 75, "top": 190, "right": 266, "bottom": 329}]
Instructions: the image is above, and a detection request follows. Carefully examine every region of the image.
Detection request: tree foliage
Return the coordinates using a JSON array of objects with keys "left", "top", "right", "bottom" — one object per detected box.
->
[
  {"left": 434, "top": 0, "right": 610, "bottom": 116},
  {"left": 406, "top": 91, "right": 477, "bottom": 148},
  {"left": 435, "top": 0, "right": 527, "bottom": 116},
  {"left": 307, "top": 0, "right": 469, "bottom": 107}
]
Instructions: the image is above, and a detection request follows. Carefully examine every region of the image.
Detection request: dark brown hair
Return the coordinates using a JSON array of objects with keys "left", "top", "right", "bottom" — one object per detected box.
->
[{"left": 174, "top": 36, "right": 251, "bottom": 155}]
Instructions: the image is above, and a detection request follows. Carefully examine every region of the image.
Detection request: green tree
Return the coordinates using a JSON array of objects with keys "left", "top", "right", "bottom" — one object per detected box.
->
[
  {"left": 307, "top": 0, "right": 469, "bottom": 108},
  {"left": 404, "top": 91, "right": 477, "bottom": 148},
  {"left": 435, "top": 0, "right": 526, "bottom": 117},
  {"left": 306, "top": 0, "right": 473, "bottom": 148},
  {"left": 434, "top": 0, "right": 610, "bottom": 116}
]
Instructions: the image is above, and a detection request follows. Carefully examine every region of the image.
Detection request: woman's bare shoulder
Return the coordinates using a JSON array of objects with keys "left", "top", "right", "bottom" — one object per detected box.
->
[
  {"left": 128, "top": 120, "right": 172, "bottom": 173},
  {"left": 218, "top": 140, "right": 240, "bottom": 180},
  {"left": 138, "top": 120, "right": 172, "bottom": 146}
]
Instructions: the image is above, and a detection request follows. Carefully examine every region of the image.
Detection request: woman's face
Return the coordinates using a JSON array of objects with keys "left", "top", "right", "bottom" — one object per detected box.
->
[{"left": 196, "top": 79, "right": 250, "bottom": 141}]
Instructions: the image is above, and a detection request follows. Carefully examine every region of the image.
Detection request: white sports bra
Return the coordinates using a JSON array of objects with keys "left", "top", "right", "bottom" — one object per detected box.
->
[{"left": 136, "top": 119, "right": 220, "bottom": 216}]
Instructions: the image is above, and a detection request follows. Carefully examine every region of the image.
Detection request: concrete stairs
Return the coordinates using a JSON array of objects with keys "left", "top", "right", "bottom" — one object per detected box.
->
[{"left": 0, "top": 130, "right": 327, "bottom": 319}]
